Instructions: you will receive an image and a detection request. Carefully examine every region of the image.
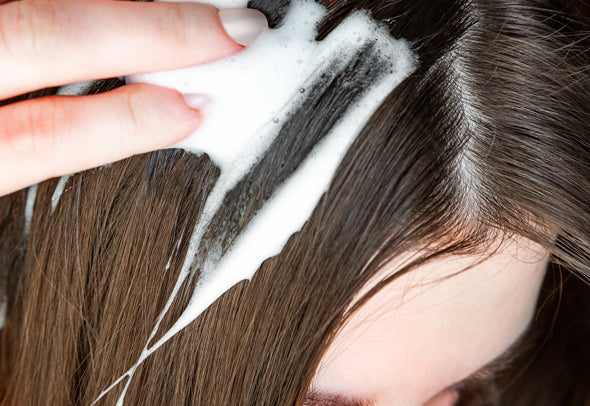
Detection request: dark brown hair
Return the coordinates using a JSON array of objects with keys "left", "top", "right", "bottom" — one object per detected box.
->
[{"left": 0, "top": 0, "right": 589, "bottom": 405}]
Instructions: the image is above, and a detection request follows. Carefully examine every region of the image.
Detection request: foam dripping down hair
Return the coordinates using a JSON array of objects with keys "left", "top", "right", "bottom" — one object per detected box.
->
[{"left": 94, "top": 0, "right": 416, "bottom": 403}]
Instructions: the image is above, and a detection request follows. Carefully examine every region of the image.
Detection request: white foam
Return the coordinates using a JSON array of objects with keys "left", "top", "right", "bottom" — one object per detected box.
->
[
  {"left": 50, "top": 175, "right": 71, "bottom": 213},
  {"left": 56, "top": 80, "right": 95, "bottom": 96},
  {"left": 94, "top": 1, "right": 416, "bottom": 404},
  {"left": 24, "top": 184, "right": 38, "bottom": 237}
]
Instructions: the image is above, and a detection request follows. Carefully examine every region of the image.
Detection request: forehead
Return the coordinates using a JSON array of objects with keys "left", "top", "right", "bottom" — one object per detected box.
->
[{"left": 311, "top": 236, "right": 549, "bottom": 406}]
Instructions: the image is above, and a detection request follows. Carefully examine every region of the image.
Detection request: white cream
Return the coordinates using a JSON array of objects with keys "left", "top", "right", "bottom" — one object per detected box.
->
[{"left": 93, "top": 1, "right": 416, "bottom": 404}]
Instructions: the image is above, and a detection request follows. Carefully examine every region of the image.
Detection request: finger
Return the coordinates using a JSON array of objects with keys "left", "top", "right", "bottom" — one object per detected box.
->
[
  {"left": 0, "top": 83, "right": 201, "bottom": 196},
  {"left": 0, "top": 0, "right": 251, "bottom": 99}
]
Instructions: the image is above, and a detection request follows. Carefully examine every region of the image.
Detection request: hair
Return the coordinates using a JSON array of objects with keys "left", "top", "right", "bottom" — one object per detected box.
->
[{"left": 0, "top": 0, "right": 589, "bottom": 405}]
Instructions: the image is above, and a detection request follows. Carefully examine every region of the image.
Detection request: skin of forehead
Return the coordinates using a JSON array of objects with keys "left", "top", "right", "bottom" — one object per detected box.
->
[{"left": 310, "top": 236, "right": 549, "bottom": 406}]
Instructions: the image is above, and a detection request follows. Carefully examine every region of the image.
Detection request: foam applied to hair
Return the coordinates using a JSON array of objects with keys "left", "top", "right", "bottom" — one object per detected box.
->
[{"left": 95, "top": 0, "right": 416, "bottom": 403}]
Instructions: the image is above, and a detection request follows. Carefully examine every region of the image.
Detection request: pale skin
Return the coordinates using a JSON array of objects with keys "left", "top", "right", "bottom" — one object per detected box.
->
[
  {"left": 310, "top": 236, "right": 549, "bottom": 406},
  {"left": 0, "top": 0, "right": 247, "bottom": 197}
]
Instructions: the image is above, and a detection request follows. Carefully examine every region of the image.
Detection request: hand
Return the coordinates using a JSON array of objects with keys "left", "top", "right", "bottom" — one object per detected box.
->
[{"left": 0, "top": 0, "right": 260, "bottom": 197}]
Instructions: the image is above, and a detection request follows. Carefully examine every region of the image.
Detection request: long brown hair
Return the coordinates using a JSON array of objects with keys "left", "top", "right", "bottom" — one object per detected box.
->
[{"left": 1, "top": 0, "right": 589, "bottom": 405}]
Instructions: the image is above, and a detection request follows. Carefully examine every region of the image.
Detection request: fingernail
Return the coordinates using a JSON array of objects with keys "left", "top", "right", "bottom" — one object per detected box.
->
[
  {"left": 183, "top": 93, "right": 211, "bottom": 111},
  {"left": 218, "top": 8, "right": 268, "bottom": 46}
]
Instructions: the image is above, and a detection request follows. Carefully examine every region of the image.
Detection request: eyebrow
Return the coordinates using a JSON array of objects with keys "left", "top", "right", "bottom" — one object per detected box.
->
[
  {"left": 303, "top": 322, "right": 535, "bottom": 406},
  {"left": 302, "top": 391, "right": 375, "bottom": 406}
]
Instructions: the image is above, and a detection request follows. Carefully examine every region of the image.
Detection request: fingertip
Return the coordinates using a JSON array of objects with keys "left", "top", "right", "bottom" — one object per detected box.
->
[
  {"left": 171, "top": 105, "right": 202, "bottom": 145},
  {"left": 160, "top": 2, "right": 246, "bottom": 64},
  {"left": 153, "top": 87, "right": 204, "bottom": 145},
  {"left": 142, "top": 84, "right": 204, "bottom": 147},
  {"left": 218, "top": 8, "right": 268, "bottom": 47}
]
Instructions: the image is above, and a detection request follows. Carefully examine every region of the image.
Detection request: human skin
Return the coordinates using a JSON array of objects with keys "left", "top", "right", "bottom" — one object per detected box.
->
[
  {"left": 0, "top": 0, "right": 266, "bottom": 197},
  {"left": 310, "top": 236, "right": 549, "bottom": 406}
]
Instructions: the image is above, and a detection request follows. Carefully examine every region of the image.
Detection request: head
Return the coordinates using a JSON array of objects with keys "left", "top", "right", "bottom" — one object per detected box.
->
[{"left": 0, "top": 0, "right": 589, "bottom": 405}]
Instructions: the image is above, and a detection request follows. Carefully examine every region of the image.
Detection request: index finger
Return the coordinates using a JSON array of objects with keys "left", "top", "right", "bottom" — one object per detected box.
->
[{"left": 0, "top": 0, "right": 246, "bottom": 99}]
